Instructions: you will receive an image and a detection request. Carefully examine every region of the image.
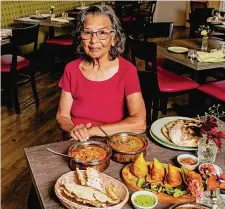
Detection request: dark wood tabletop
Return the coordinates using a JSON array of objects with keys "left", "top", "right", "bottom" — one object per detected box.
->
[
  {"left": 24, "top": 120, "right": 225, "bottom": 209},
  {"left": 14, "top": 17, "right": 72, "bottom": 28},
  {"left": 156, "top": 38, "right": 225, "bottom": 71}
]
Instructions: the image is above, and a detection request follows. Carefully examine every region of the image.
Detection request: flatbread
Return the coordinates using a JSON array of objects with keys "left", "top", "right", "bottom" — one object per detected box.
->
[{"left": 161, "top": 119, "right": 201, "bottom": 147}]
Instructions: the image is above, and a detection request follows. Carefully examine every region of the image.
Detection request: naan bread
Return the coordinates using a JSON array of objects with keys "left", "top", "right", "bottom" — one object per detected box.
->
[{"left": 161, "top": 119, "right": 201, "bottom": 147}]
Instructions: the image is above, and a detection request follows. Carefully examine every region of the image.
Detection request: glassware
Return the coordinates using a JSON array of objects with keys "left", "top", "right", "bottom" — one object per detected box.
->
[
  {"left": 187, "top": 49, "right": 198, "bottom": 60},
  {"left": 200, "top": 189, "right": 225, "bottom": 208},
  {"left": 198, "top": 137, "right": 217, "bottom": 164},
  {"left": 36, "top": 10, "right": 42, "bottom": 16},
  {"left": 201, "top": 36, "right": 208, "bottom": 51},
  {"left": 62, "top": 12, "right": 68, "bottom": 19}
]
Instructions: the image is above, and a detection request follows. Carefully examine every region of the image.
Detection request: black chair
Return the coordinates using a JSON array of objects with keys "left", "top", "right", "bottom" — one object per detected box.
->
[
  {"left": 190, "top": 1, "right": 208, "bottom": 10},
  {"left": 189, "top": 8, "right": 214, "bottom": 38},
  {"left": 1, "top": 24, "right": 39, "bottom": 114},
  {"left": 129, "top": 36, "right": 199, "bottom": 123},
  {"left": 136, "top": 1, "right": 157, "bottom": 23}
]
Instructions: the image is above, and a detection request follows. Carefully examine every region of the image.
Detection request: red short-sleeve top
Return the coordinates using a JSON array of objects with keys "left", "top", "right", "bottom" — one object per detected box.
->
[{"left": 58, "top": 56, "right": 141, "bottom": 125}]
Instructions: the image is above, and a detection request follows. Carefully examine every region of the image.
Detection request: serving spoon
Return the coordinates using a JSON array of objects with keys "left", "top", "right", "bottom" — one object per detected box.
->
[
  {"left": 93, "top": 120, "right": 115, "bottom": 143},
  {"left": 47, "top": 148, "right": 74, "bottom": 159}
]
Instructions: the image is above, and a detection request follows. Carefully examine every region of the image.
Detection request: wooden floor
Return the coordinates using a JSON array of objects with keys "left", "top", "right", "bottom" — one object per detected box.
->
[{"left": 1, "top": 27, "right": 192, "bottom": 209}]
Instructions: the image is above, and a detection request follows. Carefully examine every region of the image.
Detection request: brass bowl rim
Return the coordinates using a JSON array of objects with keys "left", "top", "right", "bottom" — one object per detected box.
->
[{"left": 68, "top": 141, "right": 112, "bottom": 166}]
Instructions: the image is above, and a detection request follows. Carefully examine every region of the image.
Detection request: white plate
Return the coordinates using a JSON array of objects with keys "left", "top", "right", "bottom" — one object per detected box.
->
[
  {"left": 168, "top": 47, "right": 189, "bottom": 53},
  {"left": 150, "top": 116, "right": 199, "bottom": 148}
]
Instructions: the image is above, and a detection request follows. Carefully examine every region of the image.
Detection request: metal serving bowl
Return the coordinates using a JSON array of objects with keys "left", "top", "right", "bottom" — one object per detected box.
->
[
  {"left": 107, "top": 132, "right": 148, "bottom": 163},
  {"left": 68, "top": 141, "right": 112, "bottom": 172},
  {"left": 169, "top": 203, "right": 210, "bottom": 209}
]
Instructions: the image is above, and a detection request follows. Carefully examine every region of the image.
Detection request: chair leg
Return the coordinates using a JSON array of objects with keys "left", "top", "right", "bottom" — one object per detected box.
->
[
  {"left": 30, "top": 73, "right": 39, "bottom": 107},
  {"left": 11, "top": 76, "right": 20, "bottom": 114},
  {"left": 160, "top": 95, "right": 168, "bottom": 116},
  {"left": 152, "top": 97, "right": 159, "bottom": 122}
]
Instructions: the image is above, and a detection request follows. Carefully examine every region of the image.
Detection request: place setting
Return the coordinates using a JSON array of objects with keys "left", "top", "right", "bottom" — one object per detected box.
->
[{"left": 43, "top": 106, "right": 225, "bottom": 209}]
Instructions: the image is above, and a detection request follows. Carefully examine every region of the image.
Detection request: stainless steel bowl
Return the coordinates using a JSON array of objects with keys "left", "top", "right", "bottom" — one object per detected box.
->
[
  {"left": 108, "top": 132, "right": 148, "bottom": 163},
  {"left": 68, "top": 141, "right": 112, "bottom": 172},
  {"left": 169, "top": 203, "right": 210, "bottom": 209}
]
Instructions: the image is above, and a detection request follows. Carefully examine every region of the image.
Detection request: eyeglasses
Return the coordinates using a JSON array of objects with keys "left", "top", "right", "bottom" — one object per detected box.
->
[{"left": 81, "top": 30, "right": 115, "bottom": 40}]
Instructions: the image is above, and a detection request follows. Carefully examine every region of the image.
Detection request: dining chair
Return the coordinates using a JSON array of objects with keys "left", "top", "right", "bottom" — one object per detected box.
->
[
  {"left": 128, "top": 36, "right": 200, "bottom": 123},
  {"left": 197, "top": 80, "right": 225, "bottom": 103},
  {"left": 189, "top": 8, "right": 214, "bottom": 38},
  {"left": 190, "top": 1, "right": 209, "bottom": 10},
  {"left": 1, "top": 24, "right": 40, "bottom": 114},
  {"left": 135, "top": 1, "right": 157, "bottom": 23}
]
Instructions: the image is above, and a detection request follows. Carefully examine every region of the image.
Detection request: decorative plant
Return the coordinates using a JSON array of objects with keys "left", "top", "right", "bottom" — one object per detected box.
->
[
  {"left": 198, "top": 25, "right": 211, "bottom": 37},
  {"left": 198, "top": 104, "right": 225, "bottom": 151}
]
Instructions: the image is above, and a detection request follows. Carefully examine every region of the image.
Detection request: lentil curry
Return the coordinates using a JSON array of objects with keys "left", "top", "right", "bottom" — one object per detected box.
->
[{"left": 110, "top": 135, "right": 144, "bottom": 152}]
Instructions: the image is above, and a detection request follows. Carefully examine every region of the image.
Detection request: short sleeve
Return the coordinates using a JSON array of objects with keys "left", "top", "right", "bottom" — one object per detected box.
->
[
  {"left": 124, "top": 65, "right": 141, "bottom": 97},
  {"left": 58, "top": 64, "right": 72, "bottom": 92}
]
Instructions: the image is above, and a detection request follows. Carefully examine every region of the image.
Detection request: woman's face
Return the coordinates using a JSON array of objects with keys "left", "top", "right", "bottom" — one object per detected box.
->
[{"left": 81, "top": 14, "right": 115, "bottom": 59}]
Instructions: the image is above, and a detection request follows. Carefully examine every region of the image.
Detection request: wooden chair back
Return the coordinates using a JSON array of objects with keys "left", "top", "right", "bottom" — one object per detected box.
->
[{"left": 190, "top": 1, "right": 208, "bottom": 9}]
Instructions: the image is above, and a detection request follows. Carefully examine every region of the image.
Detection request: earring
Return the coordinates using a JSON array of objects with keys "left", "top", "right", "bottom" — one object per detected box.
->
[{"left": 77, "top": 44, "right": 83, "bottom": 54}]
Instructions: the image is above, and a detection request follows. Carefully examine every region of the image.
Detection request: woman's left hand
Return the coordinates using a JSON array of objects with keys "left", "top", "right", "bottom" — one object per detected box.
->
[{"left": 69, "top": 123, "right": 92, "bottom": 141}]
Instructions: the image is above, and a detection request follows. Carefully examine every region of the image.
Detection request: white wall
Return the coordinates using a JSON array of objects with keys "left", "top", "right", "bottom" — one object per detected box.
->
[{"left": 154, "top": 1, "right": 187, "bottom": 26}]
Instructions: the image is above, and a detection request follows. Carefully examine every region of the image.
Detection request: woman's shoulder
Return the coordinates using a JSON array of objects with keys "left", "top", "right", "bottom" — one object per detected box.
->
[
  {"left": 64, "top": 58, "right": 83, "bottom": 73},
  {"left": 119, "top": 56, "right": 137, "bottom": 74}
]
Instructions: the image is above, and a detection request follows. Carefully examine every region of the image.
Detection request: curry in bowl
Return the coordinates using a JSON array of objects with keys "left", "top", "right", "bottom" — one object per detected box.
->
[
  {"left": 68, "top": 141, "right": 112, "bottom": 172},
  {"left": 109, "top": 135, "right": 145, "bottom": 153},
  {"left": 70, "top": 144, "right": 108, "bottom": 162},
  {"left": 108, "top": 133, "right": 148, "bottom": 163}
]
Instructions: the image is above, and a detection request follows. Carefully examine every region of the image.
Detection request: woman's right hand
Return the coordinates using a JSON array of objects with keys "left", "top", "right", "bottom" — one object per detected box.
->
[{"left": 69, "top": 123, "right": 92, "bottom": 141}]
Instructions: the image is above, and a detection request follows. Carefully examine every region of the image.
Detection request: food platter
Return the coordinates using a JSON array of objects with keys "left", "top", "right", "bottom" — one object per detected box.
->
[
  {"left": 167, "top": 47, "right": 189, "bottom": 53},
  {"left": 55, "top": 170, "right": 129, "bottom": 209},
  {"left": 121, "top": 155, "right": 200, "bottom": 204},
  {"left": 150, "top": 116, "right": 200, "bottom": 150}
]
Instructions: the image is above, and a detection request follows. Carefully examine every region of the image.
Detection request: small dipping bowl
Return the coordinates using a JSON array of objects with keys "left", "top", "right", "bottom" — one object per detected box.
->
[
  {"left": 198, "top": 163, "right": 223, "bottom": 179},
  {"left": 68, "top": 141, "right": 112, "bottom": 172},
  {"left": 169, "top": 203, "right": 210, "bottom": 209},
  {"left": 177, "top": 154, "right": 199, "bottom": 170},
  {"left": 131, "top": 191, "right": 158, "bottom": 209},
  {"left": 108, "top": 132, "right": 148, "bottom": 163}
]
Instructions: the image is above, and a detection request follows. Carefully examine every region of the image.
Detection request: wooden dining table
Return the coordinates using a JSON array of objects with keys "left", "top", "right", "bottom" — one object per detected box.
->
[
  {"left": 156, "top": 38, "right": 225, "bottom": 82},
  {"left": 14, "top": 17, "right": 73, "bottom": 38},
  {"left": 24, "top": 120, "right": 225, "bottom": 209}
]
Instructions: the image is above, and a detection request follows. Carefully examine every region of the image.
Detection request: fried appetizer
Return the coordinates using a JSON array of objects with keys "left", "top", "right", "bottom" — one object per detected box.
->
[
  {"left": 131, "top": 152, "right": 148, "bottom": 178},
  {"left": 164, "top": 164, "right": 182, "bottom": 188},
  {"left": 146, "top": 158, "right": 165, "bottom": 184}
]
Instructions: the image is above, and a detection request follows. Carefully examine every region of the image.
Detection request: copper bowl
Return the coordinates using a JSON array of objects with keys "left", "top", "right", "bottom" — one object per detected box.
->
[
  {"left": 68, "top": 141, "right": 112, "bottom": 172},
  {"left": 107, "top": 132, "right": 148, "bottom": 163}
]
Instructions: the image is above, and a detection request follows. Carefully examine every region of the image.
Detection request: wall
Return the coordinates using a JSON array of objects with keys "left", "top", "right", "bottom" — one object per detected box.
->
[{"left": 154, "top": 1, "right": 187, "bottom": 26}]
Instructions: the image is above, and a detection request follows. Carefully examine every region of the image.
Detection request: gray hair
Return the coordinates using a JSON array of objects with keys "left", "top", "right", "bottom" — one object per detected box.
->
[{"left": 73, "top": 4, "right": 126, "bottom": 60}]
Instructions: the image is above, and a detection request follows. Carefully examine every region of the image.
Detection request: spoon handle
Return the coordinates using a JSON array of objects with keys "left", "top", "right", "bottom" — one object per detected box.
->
[{"left": 47, "top": 148, "right": 70, "bottom": 158}]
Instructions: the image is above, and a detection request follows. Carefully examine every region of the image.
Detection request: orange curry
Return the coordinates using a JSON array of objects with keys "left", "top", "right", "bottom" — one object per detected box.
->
[
  {"left": 110, "top": 136, "right": 144, "bottom": 152},
  {"left": 70, "top": 145, "right": 107, "bottom": 162}
]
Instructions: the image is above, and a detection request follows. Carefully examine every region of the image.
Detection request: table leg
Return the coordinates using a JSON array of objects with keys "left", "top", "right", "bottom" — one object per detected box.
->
[{"left": 49, "top": 26, "right": 55, "bottom": 38}]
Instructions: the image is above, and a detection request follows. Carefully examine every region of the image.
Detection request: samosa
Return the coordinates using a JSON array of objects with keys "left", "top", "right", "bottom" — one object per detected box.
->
[
  {"left": 131, "top": 152, "right": 148, "bottom": 178},
  {"left": 146, "top": 158, "right": 165, "bottom": 184},
  {"left": 181, "top": 167, "right": 203, "bottom": 187},
  {"left": 164, "top": 164, "right": 182, "bottom": 188}
]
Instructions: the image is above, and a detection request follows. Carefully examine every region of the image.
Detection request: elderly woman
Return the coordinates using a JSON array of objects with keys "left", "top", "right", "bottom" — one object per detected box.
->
[{"left": 56, "top": 4, "right": 146, "bottom": 141}]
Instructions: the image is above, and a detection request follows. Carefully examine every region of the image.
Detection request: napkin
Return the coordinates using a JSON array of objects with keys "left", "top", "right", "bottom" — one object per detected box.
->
[
  {"left": 51, "top": 17, "right": 69, "bottom": 23},
  {"left": 197, "top": 50, "right": 225, "bottom": 63}
]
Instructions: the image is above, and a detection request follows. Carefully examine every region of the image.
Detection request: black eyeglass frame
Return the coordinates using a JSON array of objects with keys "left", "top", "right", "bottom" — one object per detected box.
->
[{"left": 80, "top": 30, "right": 115, "bottom": 40}]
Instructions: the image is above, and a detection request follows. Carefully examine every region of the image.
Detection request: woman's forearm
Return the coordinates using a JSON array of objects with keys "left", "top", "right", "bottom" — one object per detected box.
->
[
  {"left": 56, "top": 116, "right": 74, "bottom": 133},
  {"left": 90, "top": 114, "right": 146, "bottom": 137}
]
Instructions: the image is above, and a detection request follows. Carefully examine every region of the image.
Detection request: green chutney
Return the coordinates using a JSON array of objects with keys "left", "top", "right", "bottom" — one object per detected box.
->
[{"left": 134, "top": 194, "right": 155, "bottom": 207}]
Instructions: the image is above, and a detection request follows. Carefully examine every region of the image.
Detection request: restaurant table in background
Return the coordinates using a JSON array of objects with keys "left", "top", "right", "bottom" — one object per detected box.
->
[
  {"left": 156, "top": 38, "right": 225, "bottom": 82},
  {"left": 0, "top": 28, "right": 12, "bottom": 46},
  {"left": 14, "top": 17, "right": 73, "bottom": 38},
  {"left": 24, "top": 119, "right": 225, "bottom": 209}
]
